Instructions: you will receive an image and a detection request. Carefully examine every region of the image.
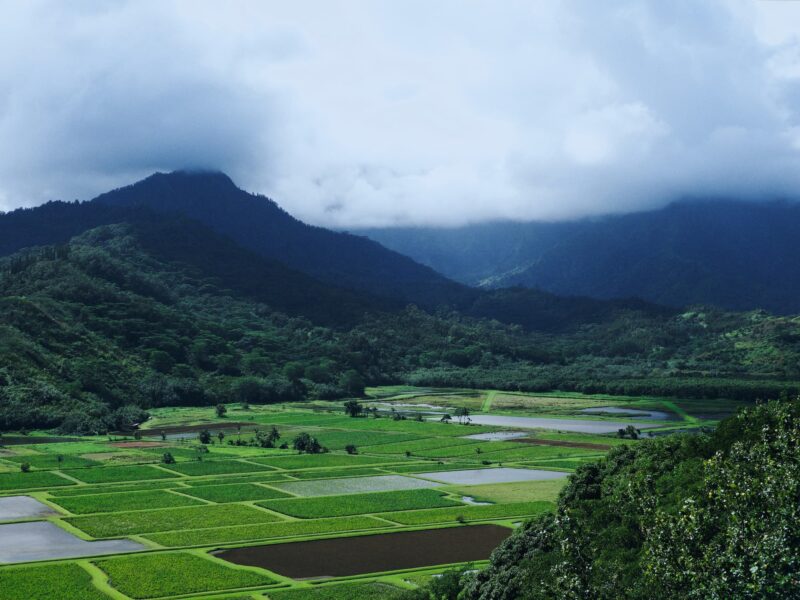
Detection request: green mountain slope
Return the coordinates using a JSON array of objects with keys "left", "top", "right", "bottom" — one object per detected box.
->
[{"left": 2, "top": 219, "right": 800, "bottom": 432}]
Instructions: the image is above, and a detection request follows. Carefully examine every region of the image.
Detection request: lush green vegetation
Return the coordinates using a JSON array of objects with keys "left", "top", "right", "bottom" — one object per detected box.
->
[
  {"left": 0, "top": 563, "right": 109, "bottom": 600},
  {"left": 68, "top": 503, "right": 281, "bottom": 537},
  {"left": 146, "top": 516, "right": 389, "bottom": 547},
  {"left": 259, "top": 488, "right": 461, "bottom": 518},
  {"left": 0, "top": 470, "right": 74, "bottom": 491},
  {"left": 69, "top": 465, "right": 178, "bottom": 484},
  {"left": 50, "top": 489, "right": 205, "bottom": 514},
  {"left": 180, "top": 482, "right": 292, "bottom": 503},
  {"left": 2, "top": 217, "right": 800, "bottom": 434},
  {"left": 407, "top": 400, "right": 800, "bottom": 599},
  {"left": 382, "top": 502, "right": 553, "bottom": 525},
  {"left": 94, "top": 552, "right": 274, "bottom": 598},
  {"left": 162, "top": 459, "right": 276, "bottom": 476}
]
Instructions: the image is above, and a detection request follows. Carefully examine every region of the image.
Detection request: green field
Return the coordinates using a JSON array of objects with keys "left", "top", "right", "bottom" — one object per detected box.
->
[
  {"left": 145, "top": 515, "right": 389, "bottom": 547},
  {"left": 51, "top": 489, "right": 206, "bottom": 514},
  {"left": 259, "top": 488, "right": 461, "bottom": 518},
  {"left": 94, "top": 552, "right": 274, "bottom": 598},
  {"left": 0, "top": 394, "right": 664, "bottom": 598},
  {"left": 180, "top": 482, "right": 292, "bottom": 503},
  {"left": 0, "top": 563, "right": 108, "bottom": 600},
  {"left": 68, "top": 503, "right": 282, "bottom": 537}
]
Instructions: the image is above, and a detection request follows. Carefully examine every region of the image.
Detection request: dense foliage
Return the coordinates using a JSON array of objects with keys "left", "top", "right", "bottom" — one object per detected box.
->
[
  {"left": 406, "top": 400, "right": 800, "bottom": 599},
  {"left": 1, "top": 219, "right": 800, "bottom": 433}
]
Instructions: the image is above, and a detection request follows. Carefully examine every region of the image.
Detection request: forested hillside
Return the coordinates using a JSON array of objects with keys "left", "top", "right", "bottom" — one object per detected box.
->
[
  {"left": 359, "top": 200, "right": 800, "bottom": 314},
  {"left": 405, "top": 399, "right": 800, "bottom": 599},
  {"left": 2, "top": 218, "right": 800, "bottom": 433}
]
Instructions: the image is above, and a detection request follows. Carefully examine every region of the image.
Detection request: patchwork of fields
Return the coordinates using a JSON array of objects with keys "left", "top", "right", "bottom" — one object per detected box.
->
[{"left": 0, "top": 388, "right": 702, "bottom": 599}]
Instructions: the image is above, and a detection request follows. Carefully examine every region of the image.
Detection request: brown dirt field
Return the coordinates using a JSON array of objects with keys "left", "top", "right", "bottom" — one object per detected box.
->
[
  {"left": 216, "top": 524, "right": 512, "bottom": 578},
  {"left": 514, "top": 438, "right": 611, "bottom": 451}
]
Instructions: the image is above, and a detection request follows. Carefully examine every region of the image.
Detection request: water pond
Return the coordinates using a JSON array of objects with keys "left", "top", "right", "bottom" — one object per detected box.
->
[
  {"left": 445, "top": 414, "right": 660, "bottom": 434},
  {"left": 416, "top": 467, "right": 568, "bottom": 486},
  {"left": 272, "top": 475, "right": 440, "bottom": 497},
  {"left": 0, "top": 496, "right": 58, "bottom": 521},
  {"left": 0, "top": 521, "right": 144, "bottom": 563}
]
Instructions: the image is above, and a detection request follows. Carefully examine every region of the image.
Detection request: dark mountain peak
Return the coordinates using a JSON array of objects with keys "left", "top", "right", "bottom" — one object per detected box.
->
[{"left": 92, "top": 169, "right": 274, "bottom": 210}]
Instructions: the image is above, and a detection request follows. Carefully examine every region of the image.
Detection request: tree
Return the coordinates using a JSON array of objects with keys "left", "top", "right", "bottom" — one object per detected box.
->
[
  {"left": 343, "top": 399, "right": 363, "bottom": 418},
  {"left": 20, "top": 462, "right": 30, "bottom": 472},
  {"left": 56, "top": 454, "right": 64, "bottom": 468},
  {"left": 440, "top": 413, "right": 452, "bottom": 424},
  {"left": 215, "top": 404, "right": 227, "bottom": 418},
  {"left": 345, "top": 444, "right": 358, "bottom": 455},
  {"left": 162, "top": 452, "right": 175, "bottom": 464},
  {"left": 339, "top": 370, "right": 365, "bottom": 396},
  {"left": 217, "top": 431, "right": 225, "bottom": 444},
  {"left": 198, "top": 429, "right": 212, "bottom": 444},
  {"left": 292, "top": 432, "right": 325, "bottom": 454},
  {"left": 455, "top": 406, "right": 471, "bottom": 425}
]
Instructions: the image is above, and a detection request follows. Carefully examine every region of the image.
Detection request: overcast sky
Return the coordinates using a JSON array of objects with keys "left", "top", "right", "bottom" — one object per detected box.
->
[{"left": 2, "top": 1, "right": 800, "bottom": 227}]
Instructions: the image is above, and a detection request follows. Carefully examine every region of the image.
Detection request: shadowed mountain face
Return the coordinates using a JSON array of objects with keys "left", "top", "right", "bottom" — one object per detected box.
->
[
  {"left": 358, "top": 200, "right": 800, "bottom": 314},
  {"left": 91, "top": 171, "right": 471, "bottom": 308}
]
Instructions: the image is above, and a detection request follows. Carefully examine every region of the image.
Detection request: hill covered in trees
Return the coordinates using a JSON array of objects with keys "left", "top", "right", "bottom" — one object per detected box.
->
[
  {"left": 359, "top": 200, "right": 800, "bottom": 314},
  {"left": 2, "top": 214, "right": 800, "bottom": 433},
  {"left": 405, "top": 398, "right": 800, "bottom": 599}
]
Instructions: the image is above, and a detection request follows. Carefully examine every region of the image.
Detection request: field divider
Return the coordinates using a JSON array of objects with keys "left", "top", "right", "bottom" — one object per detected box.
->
[
  {"left": 164, "top": 488, "right": 215, "bottom": 504},
  {"left": 53, "top": 470, "right": 86, "bottom": 484},
  {"left": 77, "top": 559, "right": 131, "bottom": 600}
]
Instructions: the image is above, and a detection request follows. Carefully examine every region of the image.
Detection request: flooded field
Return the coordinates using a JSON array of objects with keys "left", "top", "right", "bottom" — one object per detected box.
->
[
  {"left": 0, "top": 496, "right": 57, "bottom": 521},
  {"left": 581, "top": 407, "right": 673, "bottom": 420},
  {"left": 216, "top": 525, "right": 512, "bottom": 578},
  {"left": 451, "top": 414, "right": 660, "bottom": 434},
  {"left": 463, "top": 432, "right": 529, "bottom": 441},
  {"left": 418, "top": 468, "right": 568, "bottom": 485},
  {"left": 272, "top": 475, "right": 440, "bottom": 497},
  {"left": 0, "top": 521, "right": 144, "bottom": 563}
]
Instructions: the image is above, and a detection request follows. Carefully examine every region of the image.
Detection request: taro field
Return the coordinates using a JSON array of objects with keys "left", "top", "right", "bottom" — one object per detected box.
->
[{"left": 0, "top": 389, "right": 674, "bottom": 599}]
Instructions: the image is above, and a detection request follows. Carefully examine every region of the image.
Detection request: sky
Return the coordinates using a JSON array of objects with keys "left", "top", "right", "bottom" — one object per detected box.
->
[{"left": 2, "top": 1, "right": 800, "bottom": 227}]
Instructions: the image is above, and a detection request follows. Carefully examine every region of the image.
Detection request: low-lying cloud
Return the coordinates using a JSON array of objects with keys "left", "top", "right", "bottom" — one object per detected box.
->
[{"left": 2, "top": 0, "right": 800, "bottom": 227}]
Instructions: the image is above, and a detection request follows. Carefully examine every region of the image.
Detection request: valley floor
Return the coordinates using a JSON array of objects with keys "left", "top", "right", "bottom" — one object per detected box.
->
[{"left": 0, "top": 388, "right": 724, "bottom": 599}]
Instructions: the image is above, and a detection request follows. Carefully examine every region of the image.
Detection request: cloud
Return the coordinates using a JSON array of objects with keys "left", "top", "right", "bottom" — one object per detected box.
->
[{"left": 1, "top": 0, "right": 800, "bottom": 226}]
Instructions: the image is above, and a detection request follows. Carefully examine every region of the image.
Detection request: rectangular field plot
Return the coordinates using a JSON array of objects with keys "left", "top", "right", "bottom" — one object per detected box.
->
[
  {"left": 360, "top": 437, "right": 480, "bottom": 455},
  {"left": 0, "top": 521, "right": 144, "bottom": 563},
  {"left": 447, "top": 479, "right": 568, "bottom": 504},
  {"left": 4, "top": 454, "right": 101, "bottom": 470},
  {"left": 0, "top": 562, "right": 110, "bottom": 600},
  {"left": 258, "top": 488, "right": 461, "bottom": 518},
  {"left": 412, "top": 442, "right": 523, "bottom": 459},
  {"left": 0, "top": 471, "right": 74, "bottom": 492},
  {"left": 266, "top": 582, "right": 406, "bottom": 599},
  {"left": 382, "top": 462, "right": 490, "bottom": 474},
  {"left": 416, "top": 468, "right": 568, "bottom": 485},
  {"left": 69, "top": 465, "right": 179, "bottom": 484},
  {"left": 253, "top": 454, "right": 407, "bottom": 470},
  {"left": 312, "top": 431, "right": 421, "bottom": 450},
  {"left": 380, "top": 501, "right": 554, "bottom": 525},
  {"left": 182, "top": 473, "right": 291, "bottom": 486},
  {"left": 95, "top": 552, "right": 275, "bottom": 599},
  {"left": 180, "top": 483, "right": 292, "bottom": 503},
  {"left": 67, "top": 503, "right": 282, "bottom": 538},
  {"left": 0, "top": 496, "right": 57, "bottom": 521},
  {"left": 271, "top": 475, "right": 440, "bottom": 497},
  {"left": 50, "top": 489, "right": 205, "bottom": 515},
  {"left": 161, "top": 460, "right": 276, "bottom": 477},
  {"left": 48, "top": 480, "right": 183, "bottom": 497},
  {"left": 477, "top": 445, "right": 602, "bottom": 462},
  {"left": 145, "top": 516, "right": 390, "bottom": 547},
  {"left": 285, "top": 467, "right": 387, "bottom": 480},
  {"left": 216, "top": 525, "right": 512, "bottom": 578}
]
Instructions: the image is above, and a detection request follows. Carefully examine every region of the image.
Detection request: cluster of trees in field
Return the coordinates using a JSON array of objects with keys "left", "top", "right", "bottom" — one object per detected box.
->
[
  {"left": 405, "top": 399, "right": 800, "bottom": 599},
  {"left": 1, "top": 224, "right": 800, "bottom": 433}
]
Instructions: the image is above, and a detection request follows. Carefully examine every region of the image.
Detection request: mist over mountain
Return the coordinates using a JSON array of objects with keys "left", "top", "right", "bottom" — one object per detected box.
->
[{"left": 358, "top": 199, "right": 800, "bottom": 314}]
